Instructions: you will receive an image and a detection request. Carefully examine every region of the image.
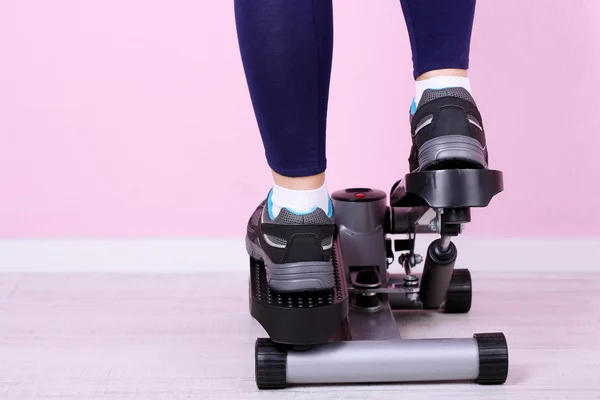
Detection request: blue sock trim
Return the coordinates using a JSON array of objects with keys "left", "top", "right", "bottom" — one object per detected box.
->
[
  {"left": 410, "top": 98, "right": 417, "bottom": 115},
  {"left": 267, "top": 191, "right": 333, "bottom": 218},
  {"left": 267, "top": 189, "right": 275, "bottom": 220}
]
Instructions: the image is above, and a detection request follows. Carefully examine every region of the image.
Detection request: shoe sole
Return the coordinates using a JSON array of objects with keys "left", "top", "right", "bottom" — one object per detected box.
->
[
  {"left": 419, "top": 135, "right": 487, "bottom": 171},
  {"left": 245, "top": 236, "right": 335, "bottom": 293}
]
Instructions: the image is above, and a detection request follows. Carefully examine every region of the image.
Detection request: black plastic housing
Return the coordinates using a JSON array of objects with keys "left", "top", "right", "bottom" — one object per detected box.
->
[{"left": 390, "top": 169, "right": 503, "bottom": 208}]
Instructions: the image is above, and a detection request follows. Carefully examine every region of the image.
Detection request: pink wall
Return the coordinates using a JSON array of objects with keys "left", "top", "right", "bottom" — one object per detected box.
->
[{"left": 1, "top": 1, "right": 599, "bottom": 238}]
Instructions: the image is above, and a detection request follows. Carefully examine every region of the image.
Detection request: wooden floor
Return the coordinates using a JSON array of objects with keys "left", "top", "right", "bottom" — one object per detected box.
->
[{"left": 0, "top": 272, "right": 599, "bottom": 399}]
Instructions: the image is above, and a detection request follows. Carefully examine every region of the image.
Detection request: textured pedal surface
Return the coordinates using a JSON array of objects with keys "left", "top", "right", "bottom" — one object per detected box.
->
[
  {"left": 255, "top": 338, "right": 287, "bottom": 390},
  {"left": 251, "top": 247, "right": 343, "bottom": 308},
  {"left": 250, "top": 246, "right": 349, "bottom": 345}
]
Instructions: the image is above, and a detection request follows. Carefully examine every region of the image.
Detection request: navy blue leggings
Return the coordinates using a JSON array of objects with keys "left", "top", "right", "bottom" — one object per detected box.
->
[{"left": 234, "top": 0, "right": 476, "bottom": 177}]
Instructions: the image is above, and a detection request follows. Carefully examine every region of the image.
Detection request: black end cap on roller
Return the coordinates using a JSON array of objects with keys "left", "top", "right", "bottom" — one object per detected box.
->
[
  {"left": 474, "top": 332, "right": 509, "bottom": 385},
  {"left": 255, "top": 338, "right": 287, "bottom": 389},
  {"left": 444, "top": 269, "right": 472, "bottom": 314}
]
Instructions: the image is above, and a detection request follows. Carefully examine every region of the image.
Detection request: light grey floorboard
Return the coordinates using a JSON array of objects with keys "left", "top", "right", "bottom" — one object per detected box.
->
[{"left": 0, "top": 272, "right": 598, "bottom": 399}]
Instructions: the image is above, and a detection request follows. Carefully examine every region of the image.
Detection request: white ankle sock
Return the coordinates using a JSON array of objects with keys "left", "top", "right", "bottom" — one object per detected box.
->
[
  {"left": 269, "top": 182, "right": 330, "bottom": 218},
  {"left": 414, "top": 76, "right": 472, "bottom": 105}
]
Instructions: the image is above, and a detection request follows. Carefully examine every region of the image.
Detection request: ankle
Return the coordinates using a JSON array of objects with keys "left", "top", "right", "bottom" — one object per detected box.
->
[
  {"left": 268, "top": 174, "right": 331, "bottom": 218},
  {"left": 412, "top": 73, "right": 472, "bottom": 110},
  {"left": 416, "top": 68, "right": 468, "bottom": 80},
  {"left": 271, "top": 171, "right": 325, "bottom": 190}
]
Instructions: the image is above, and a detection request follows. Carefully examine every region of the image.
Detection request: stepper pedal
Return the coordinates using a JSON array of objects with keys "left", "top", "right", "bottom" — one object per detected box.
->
[
  {"left": 390, "top": 169, "right": 504, "bottom": 209},
  {"left": 249, "top": 247, "right": 349, "bottom": 346}
]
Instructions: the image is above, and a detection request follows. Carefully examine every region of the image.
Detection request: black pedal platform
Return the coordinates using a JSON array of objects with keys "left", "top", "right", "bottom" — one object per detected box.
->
[
  {"left": 390, "top": 169, "right": 504, "bottom": 208},
  {"left": 249, "top": 247, "right": 349, "bottom": 346}
]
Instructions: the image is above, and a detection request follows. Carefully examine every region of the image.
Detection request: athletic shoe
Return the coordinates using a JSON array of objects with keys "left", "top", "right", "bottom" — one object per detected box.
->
[
  {"left": 408, "top": 87, "right": 489, "bottom": 172},
  {"left": 245, "top": 191, "right": 335, "bottom": 292}
]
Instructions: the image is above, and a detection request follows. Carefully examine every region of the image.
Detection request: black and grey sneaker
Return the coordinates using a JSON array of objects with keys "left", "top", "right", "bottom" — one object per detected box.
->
[
  {"left": 245, "top": 191, "right": 336, "bottom": 293},
  {"left": 408, "top": 87, "right": 489, "bottom": 172}
]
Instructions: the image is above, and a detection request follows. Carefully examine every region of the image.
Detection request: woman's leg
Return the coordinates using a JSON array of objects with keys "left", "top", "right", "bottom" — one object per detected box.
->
[
  {"left": 400, "top": 0, "right": 475, "bottom": 81},
  {"left": 400, "top": 0, "right": 489, "bottom": 172},
  {"left": 235, "top": 0, "right": 336, "bottom": 292}
]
